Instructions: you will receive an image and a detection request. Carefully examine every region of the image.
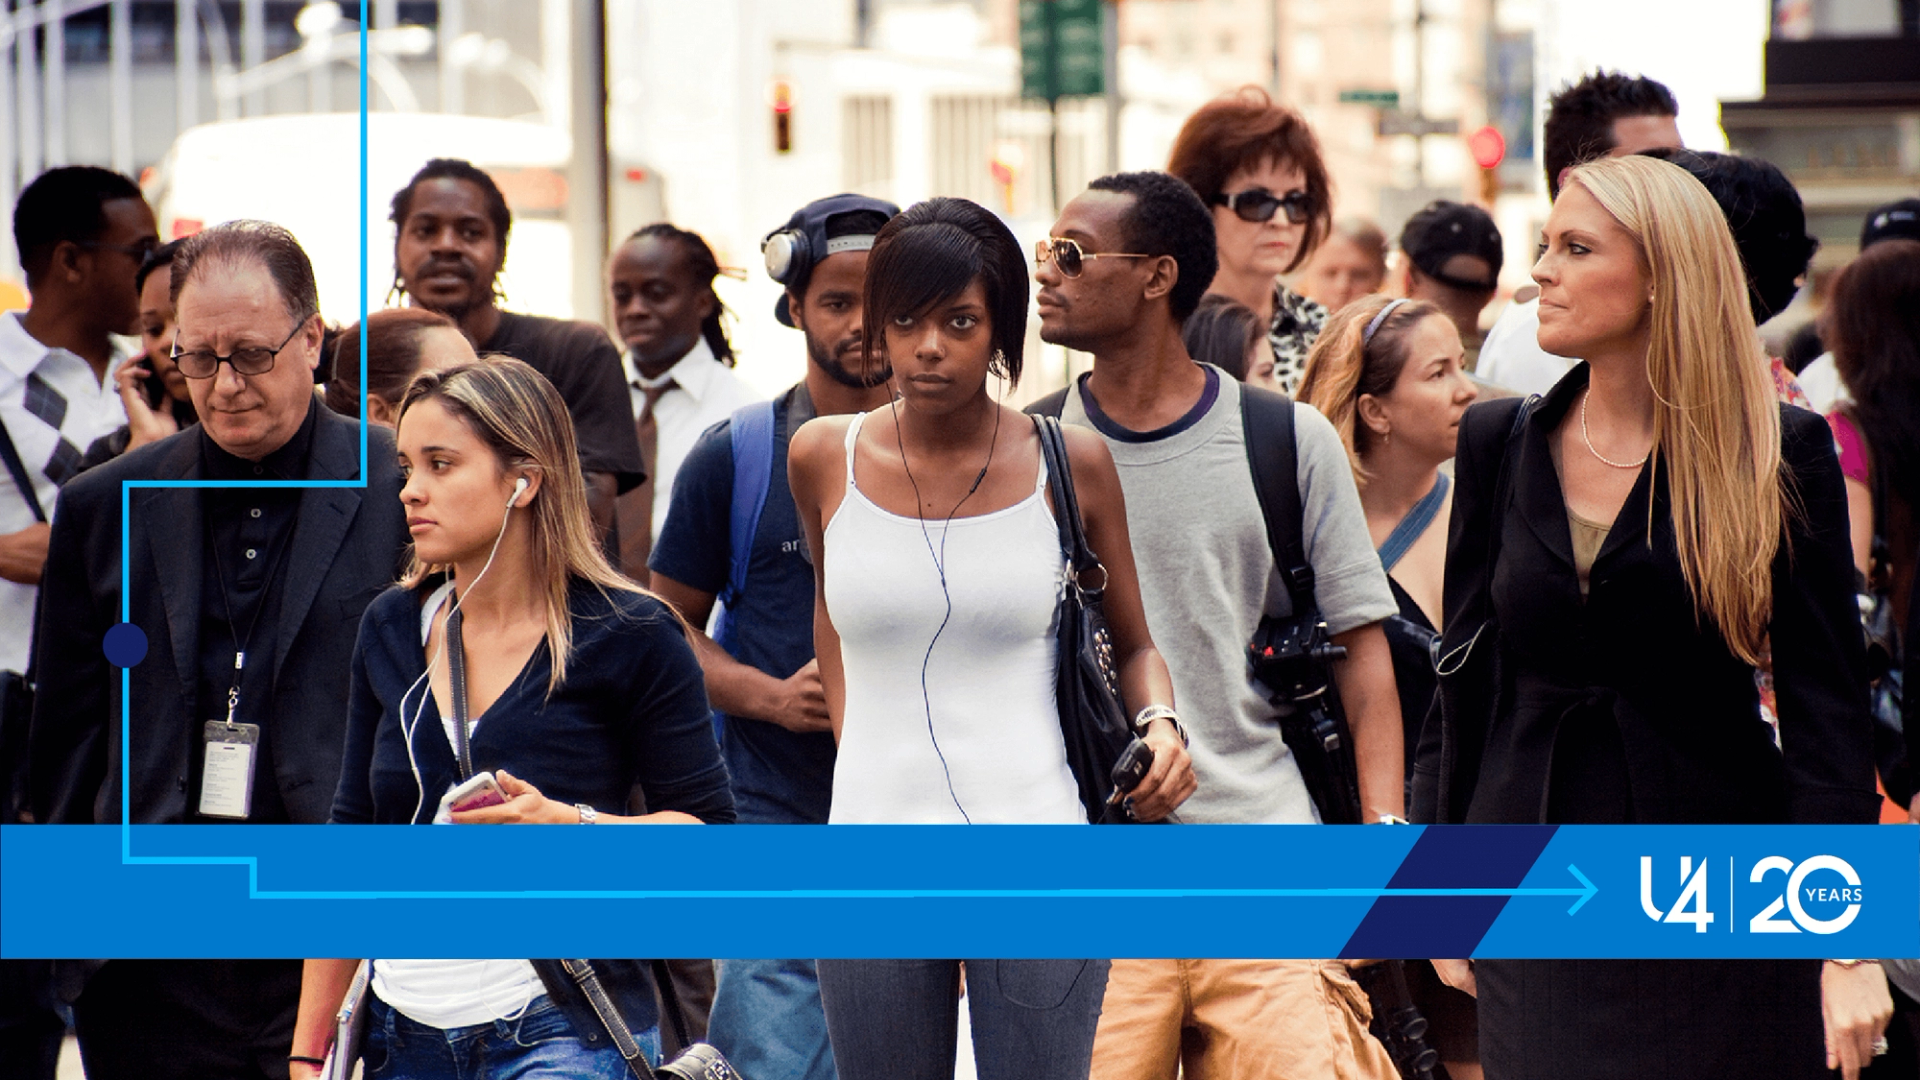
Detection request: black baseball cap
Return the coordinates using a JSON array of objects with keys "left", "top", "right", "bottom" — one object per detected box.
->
[
  {"left": 764, "top": 193, "right": 900, "bottom": 327},
  {"left": 1861, "top": 198, "right": 1920, "bottom": 250},
  {"left": 1401, "top": 200, "right": 1503, "bottom": 292}
]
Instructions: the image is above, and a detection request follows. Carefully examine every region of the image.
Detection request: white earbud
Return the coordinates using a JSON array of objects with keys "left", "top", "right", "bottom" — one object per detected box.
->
[{"left": 509, "top": 477, "right": 530, "bottom": 508}]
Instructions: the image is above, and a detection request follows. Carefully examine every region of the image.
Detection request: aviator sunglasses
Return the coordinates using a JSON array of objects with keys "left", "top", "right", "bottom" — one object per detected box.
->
[
  {"left": 1213, "top": 188, "right": 1315, "bottom": 225},
  {"left": 1034, "top": 236, "right": 1152, "bottom": 278}
]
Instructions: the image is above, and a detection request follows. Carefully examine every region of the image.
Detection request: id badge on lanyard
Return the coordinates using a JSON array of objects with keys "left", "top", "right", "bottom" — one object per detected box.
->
[{"left": 199, "top": 657, "right": 259, "bottom": 820}]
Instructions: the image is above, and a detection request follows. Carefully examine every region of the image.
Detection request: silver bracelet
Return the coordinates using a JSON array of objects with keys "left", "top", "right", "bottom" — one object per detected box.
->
[
  {"left": 1132, "top": 705, "right": 1188, "bottom": 747},
  {"left": 576, "top": 803, "right": 598, "bottom": 824}
]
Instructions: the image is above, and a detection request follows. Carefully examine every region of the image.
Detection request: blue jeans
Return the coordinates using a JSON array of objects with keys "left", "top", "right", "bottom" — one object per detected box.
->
[
  {"left": 816, "top": 959, "right": 1109, "bottom": 1080},
  {"left": 707, "top": 958, "right": 837, "bottom": 1080},
  {"left": 364, "top": 993, "right": 653, "bottom": 1080}
]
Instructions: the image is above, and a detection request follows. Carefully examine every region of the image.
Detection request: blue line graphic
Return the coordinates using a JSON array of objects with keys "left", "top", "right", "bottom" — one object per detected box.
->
[{"left": 117, "top": 4, "right": 375, "bottom": 863}]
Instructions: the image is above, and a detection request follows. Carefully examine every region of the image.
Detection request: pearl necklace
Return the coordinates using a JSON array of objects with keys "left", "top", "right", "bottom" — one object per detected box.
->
[{"left": 1580, "top": 392, "right": 1649, "bottom": 470}]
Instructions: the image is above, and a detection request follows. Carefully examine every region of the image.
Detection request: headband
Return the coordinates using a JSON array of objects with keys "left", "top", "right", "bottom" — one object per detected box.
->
[{"left": 1362, "top": 298, "right": 1411, "bottom": 346}]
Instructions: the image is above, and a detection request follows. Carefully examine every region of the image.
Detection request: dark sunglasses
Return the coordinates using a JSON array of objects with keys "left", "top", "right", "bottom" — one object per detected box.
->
[
  {"left": 1034, "top": 237, "right": 1151, "bottom": 279},
  {"left": 171, "top": 318, "right": 309, "bottom": 379},
  {"left": 1213, "top": 188, "right": 1314, "bottom": 225}
]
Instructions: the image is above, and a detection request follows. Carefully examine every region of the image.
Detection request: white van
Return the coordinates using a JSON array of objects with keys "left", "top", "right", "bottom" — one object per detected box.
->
[{"left": 142, "top": 113, "right": 579, "bottom": 327}]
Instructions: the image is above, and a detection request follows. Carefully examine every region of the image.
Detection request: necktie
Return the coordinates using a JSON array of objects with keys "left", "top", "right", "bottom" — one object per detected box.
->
[{"left": 616, "top": 380, "right": 674, "bottom": 581}]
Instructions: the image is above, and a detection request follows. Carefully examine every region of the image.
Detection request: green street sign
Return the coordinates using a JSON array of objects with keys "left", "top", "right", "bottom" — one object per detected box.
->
[
  {"left": 1021, "top": 0, "right": 1105, "bottom": 102},
  {"left": 1338, "top": 88, "right": 1401, "bottom": 108}
]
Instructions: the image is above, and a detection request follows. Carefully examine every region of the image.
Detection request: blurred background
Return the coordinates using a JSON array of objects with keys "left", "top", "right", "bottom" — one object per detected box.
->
[{"left": 0, "top": 0, "right": 1915, "bottom": 396}]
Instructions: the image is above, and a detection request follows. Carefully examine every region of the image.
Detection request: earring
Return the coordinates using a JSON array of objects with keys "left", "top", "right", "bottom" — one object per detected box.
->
[{"left": 988, "top": 348, "right": 1009, "bottom": 379}]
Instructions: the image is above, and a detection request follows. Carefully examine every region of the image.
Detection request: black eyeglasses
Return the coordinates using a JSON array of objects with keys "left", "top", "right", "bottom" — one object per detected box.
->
[
  {"left": 77, "top": 238, "right": 160, "bottom": 260},
  {"left": 171, "top": 318, "right": 309, "bottom": 379},
  {"left": 1213, "top": 189, "right": 1315, "bottom": 225},
  {"left": 1035, "top": 237, "right": 1152, "bottom": 279}
]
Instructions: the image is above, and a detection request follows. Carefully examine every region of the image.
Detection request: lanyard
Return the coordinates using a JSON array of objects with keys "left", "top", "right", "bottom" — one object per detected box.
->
[
  {"left": 205, "top": 508, "right": 295, "bottom": 726},
  {"left": 446, "top": 602, "right": 475, "bottom": 781}
]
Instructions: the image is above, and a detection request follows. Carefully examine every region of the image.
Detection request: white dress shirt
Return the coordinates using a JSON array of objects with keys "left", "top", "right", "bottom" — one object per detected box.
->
[
  {"left": 1795, "top": 352, "right": 1849, "bottom": 414},
  {"left": 0, "top": 312, "right": 128, "bottom": 672},
  {"left": 624, "top": 337, "right": 762, "bottom": 542},
  {"left": 1476, "top": 297, "right": 1576, "bottom": 398}
]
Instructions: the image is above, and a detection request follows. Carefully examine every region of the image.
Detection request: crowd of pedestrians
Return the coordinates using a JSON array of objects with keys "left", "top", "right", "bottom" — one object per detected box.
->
[{"left": 0, "top": 63, "right": 1916, "bottom": 1080}]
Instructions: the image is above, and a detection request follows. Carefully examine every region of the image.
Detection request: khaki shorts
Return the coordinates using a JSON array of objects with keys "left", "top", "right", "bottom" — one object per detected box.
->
[{"left": 1089, "top": 958, "right": 1396, "bottom": 1080}]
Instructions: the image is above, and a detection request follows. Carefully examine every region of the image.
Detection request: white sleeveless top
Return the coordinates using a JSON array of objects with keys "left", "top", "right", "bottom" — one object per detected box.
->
[{"left": 824, "top": 411, "right": 1085, "bottom": 824}]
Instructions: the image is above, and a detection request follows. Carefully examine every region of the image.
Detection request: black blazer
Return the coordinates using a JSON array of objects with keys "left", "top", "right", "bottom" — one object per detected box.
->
[
  {"left": 28, "top": 405, "right": 408, "bottom": 823},
  {"left": 1414, "top": 365, "right": 1879, "bottom": 825}
]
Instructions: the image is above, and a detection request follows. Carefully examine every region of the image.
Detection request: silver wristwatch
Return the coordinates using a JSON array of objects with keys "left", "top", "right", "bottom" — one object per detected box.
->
[{"left": 575, "top": 803, "right": 598, "bottom": 824}]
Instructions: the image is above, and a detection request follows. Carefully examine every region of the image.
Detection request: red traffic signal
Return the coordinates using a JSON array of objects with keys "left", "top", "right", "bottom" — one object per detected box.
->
[
  {"left": 1468, "top": 125, "right": 1506, "bottom": 170},
  {"left": 771, "top": 81, "right": 793, "bottom": 154}
]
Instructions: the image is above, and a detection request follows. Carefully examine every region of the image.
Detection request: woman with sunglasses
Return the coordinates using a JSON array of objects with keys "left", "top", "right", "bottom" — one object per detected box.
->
[
  {"left": 788, "top": 197, "right": 1192, "bottom": 1080},
  {"left": 1169, "top": 86, "right": 1335, "bottom": 395}
]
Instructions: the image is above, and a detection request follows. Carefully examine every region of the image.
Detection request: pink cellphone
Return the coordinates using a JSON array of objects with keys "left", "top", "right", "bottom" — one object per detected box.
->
[{"left": 447, "top": 771, "right": 508, "bottom": 813}]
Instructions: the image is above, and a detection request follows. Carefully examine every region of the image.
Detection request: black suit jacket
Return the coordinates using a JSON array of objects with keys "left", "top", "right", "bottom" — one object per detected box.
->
[
  {"left": 28, "top": 405, "right": 408, "bottom": 823},
  {"left": 1414, "top": 364, "right": 1879, "bottom": 825}
]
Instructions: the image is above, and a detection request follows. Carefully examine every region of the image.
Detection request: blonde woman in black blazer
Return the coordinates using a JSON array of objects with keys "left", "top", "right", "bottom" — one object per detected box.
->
[{"left": 1414, "top": 155, "right": 1888, "bottom": 1078}]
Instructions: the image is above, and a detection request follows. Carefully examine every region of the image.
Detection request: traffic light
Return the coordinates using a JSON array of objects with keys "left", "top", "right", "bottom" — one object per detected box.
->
[
  {"left": 772, "top": 81, "right": 793, "bottom": 154},
  {"left": 1469, "top": 125, "right": 1505, "bottom": 203}
]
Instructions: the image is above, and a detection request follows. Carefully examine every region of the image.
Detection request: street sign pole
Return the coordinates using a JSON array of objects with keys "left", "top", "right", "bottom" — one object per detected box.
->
[{"left": 1103, "top": 0, "right": 1119, "bottom": 175}]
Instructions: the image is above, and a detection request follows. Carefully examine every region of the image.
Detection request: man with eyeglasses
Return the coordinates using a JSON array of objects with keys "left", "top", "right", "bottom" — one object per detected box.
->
[
  {"left": 1031, "top": 172, "right": 1403, "bottom": 1080},
  {"left": 25, "top": 221, "right": 408, "bottom": 1077}
]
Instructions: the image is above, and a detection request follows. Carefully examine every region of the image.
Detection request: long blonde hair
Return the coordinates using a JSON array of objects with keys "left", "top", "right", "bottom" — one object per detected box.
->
[
  {"left": 1296, "top": 294, "right": 1443, "bottom": 489},
  {"left": 1566, "top": 154, "right": 1784, "bottom": 665},
  {"left": 396, "top": 358, "right": 664, "bottom": 693}
]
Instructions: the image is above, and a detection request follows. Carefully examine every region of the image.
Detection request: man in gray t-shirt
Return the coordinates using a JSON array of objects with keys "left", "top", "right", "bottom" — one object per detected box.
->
[{"left": 1034, "top": 171, "right": 1402, "bottom": 1080}]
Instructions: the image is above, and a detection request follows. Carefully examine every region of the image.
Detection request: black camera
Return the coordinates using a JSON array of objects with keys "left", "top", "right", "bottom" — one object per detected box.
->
[
  {"left": 1249, "top": 611, "right": 1347, "bottom": 709},
  {"left": 1249, "top": 611, "right": 1360, "bottom": 824},
  {"left": 656, "top": 1042, "right": 739, "bottom": 1080}
]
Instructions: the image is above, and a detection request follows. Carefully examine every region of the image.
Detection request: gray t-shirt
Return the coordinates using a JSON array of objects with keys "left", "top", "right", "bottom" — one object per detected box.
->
[{"left": 1063, "top": 367, "right": 1396, "bottom": 823}]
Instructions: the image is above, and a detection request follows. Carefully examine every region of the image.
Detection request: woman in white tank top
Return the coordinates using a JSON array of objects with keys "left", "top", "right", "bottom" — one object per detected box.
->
[{"left": 788, "top": 197, "right": 1194, "bottom": 1080}]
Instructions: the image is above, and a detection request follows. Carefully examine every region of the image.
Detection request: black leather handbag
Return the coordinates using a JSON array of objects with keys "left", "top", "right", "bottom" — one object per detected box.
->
[{"left": 1032, "top": 415, "right": 1135, "bottom": 824}]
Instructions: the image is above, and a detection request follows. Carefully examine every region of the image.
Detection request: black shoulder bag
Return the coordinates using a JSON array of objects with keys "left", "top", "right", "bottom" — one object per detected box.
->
[
  {"left": 1032, "top": 414, "right": 1138, "bottom": 824},
  {"left": 1410, "top": 395, "right": 1535, "bottom": 824},
  {"left": 1239, "top": 386, "right": 1364, "bottom": 824},
  {"left": 0, "top": 419, "right": 47, "bottom": 823}
]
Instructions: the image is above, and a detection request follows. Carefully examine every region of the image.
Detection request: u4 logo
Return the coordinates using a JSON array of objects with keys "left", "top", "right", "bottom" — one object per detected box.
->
[
  {"left": 1639, "top": 855, "right": 1863, "bottom": 935},
  {"left": 1641, "top": 856, "right": 1715, "bottom": 932}
]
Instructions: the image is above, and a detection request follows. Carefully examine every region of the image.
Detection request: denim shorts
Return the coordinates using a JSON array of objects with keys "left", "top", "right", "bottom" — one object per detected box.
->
[{"left": 363, "top": 991, "right": 648, "bottom": 1080}]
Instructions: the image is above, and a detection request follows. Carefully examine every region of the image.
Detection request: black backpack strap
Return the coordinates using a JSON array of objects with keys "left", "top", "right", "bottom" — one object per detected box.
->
[
  {"left": 0, "top": 420, "right": 47, "bottom": 524},
  {"left": 1239, "top": 385, "right": 1311, "bottom": 608},
  {"left": 1024, "top": 386, "right": 1070, "bottom": 420}
]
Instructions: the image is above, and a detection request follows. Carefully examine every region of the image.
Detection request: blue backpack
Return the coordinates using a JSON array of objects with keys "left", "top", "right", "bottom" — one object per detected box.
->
[{"left": 707, "top": 400, "right": 778, "bottom": 744}]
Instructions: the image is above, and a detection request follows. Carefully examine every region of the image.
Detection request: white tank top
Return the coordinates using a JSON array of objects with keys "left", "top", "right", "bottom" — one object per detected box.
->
[{"left": 824, "top": 411, "right": 1086, "bottom": 824}]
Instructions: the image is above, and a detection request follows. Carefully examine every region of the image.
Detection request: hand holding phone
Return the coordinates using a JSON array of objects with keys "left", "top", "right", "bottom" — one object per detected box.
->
[{"left": 433, "top": 770, "right": 508, "bottom": 823}]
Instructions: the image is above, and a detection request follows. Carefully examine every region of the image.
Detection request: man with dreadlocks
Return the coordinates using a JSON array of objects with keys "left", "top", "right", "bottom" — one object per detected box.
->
[
  {"left": 389, "top": 158, "right": 644, "bottom": 548},
  {"left": 607, "top": 223, "right": 761, "bottom": 580}
]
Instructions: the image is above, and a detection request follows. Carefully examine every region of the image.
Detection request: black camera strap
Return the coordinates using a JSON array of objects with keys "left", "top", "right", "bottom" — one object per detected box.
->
[{"left": 1239, "top": 385, "right": 1314, "bottom": 610}]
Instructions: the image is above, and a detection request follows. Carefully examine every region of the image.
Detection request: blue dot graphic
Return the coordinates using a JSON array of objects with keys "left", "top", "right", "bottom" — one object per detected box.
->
[{"left": 103, "top": 623, "right": 148, "bottom": 668}]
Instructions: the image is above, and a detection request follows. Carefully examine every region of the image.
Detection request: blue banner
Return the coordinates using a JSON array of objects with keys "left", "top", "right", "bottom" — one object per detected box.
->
[{"left": 3, "top": 825, "right": 1912, "bottom": 958}]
